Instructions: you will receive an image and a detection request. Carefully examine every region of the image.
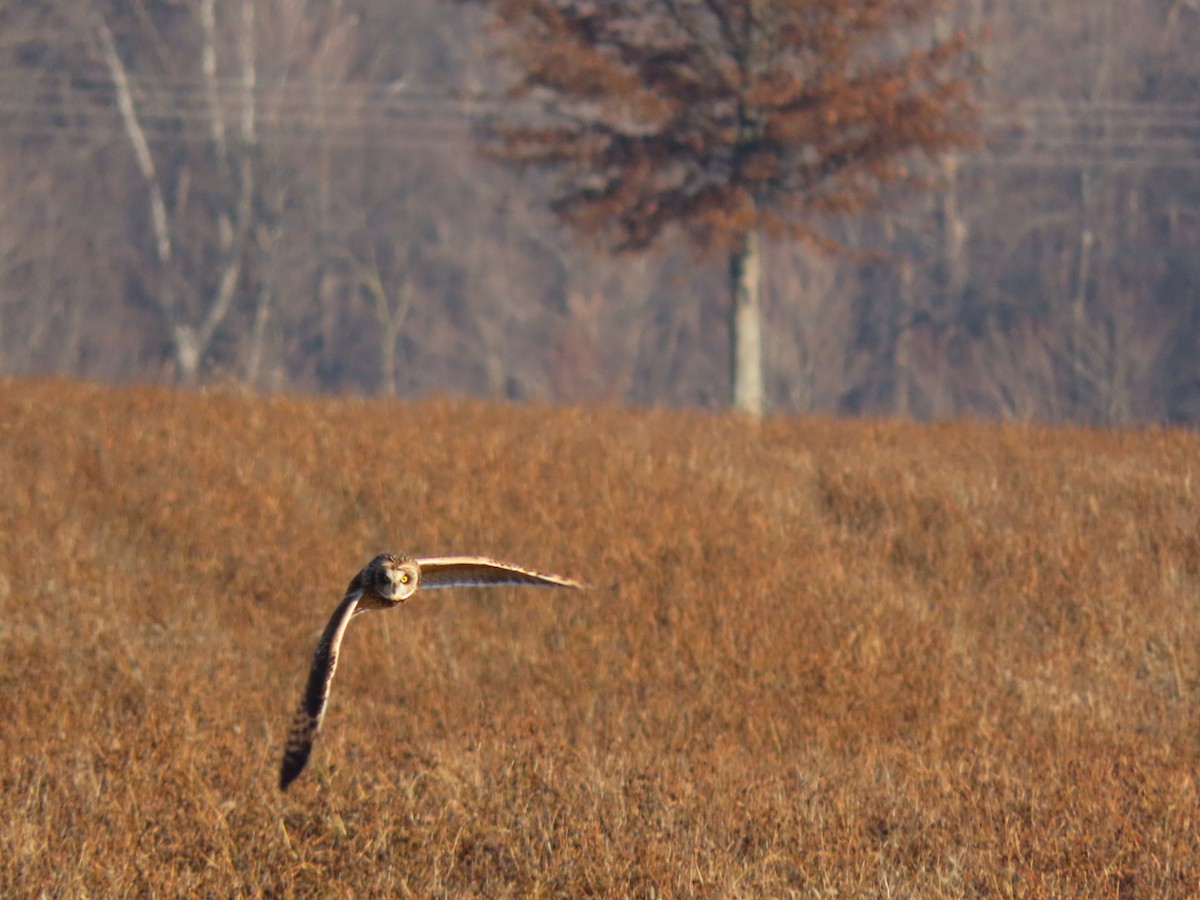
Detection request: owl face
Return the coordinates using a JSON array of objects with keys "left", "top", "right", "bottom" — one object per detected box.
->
[{"left": 368, "top": 553, "right": 421, "bottom": 603}]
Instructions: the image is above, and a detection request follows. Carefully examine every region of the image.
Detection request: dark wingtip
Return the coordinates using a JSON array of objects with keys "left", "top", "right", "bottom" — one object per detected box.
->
[{"left": 279, "top": 747, "right": 310, "bottom": 791}]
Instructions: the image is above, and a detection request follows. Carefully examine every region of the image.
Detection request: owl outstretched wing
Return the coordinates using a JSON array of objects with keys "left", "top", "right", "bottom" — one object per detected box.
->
[
  {"left": 279, "top": 588, "right": 363, "bottom": 791},
  {"left": 416, "top": 556, "right": 585, "bottom": 590},
  {"left": 280, "top": 554, "right": 582, "bottom": 791}
]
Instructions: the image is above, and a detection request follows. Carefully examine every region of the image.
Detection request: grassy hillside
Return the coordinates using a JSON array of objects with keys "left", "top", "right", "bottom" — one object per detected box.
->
[{"left": 1, "top": 379, "right": 1197, "bottom": 897}]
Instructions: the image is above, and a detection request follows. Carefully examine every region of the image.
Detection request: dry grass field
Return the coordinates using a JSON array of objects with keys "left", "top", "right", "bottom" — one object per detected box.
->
[{"left": 1, "top": 378, "right": 1197, "bottom": 897}]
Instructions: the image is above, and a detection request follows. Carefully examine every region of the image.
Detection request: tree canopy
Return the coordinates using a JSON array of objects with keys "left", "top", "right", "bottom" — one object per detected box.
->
[
  {"left": 476, "top": 0, "right": 979, "bottom": 414},
  {"left": 480, "top": 0, "right": 979, "bottom": 254}
]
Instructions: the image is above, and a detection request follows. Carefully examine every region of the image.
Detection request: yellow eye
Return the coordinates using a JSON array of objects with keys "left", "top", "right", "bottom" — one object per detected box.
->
[{"left": 399, "top": 573, "right": 409, "bottom": 583}]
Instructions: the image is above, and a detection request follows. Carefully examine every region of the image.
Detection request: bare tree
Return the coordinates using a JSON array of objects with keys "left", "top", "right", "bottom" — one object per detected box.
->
[
  {"left": 960, "top": 0, "right": 1190, "bottom": 423},
  {"left": 92, "top": 3, "right": 258, "bottom": 384},
  {"left": 765, "top": 236, "right": 868, "bottom": 411}
]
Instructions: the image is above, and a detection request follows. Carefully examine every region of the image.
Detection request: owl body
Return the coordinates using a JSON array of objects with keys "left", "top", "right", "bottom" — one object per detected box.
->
[{"left": 279, "top": 551, "right": 582, "bottom": 790}]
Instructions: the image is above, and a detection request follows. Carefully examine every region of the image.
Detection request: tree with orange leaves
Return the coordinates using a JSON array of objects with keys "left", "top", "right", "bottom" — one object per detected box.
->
[{"left": 476, "top": 0, "right": 979, "bottom": 415}]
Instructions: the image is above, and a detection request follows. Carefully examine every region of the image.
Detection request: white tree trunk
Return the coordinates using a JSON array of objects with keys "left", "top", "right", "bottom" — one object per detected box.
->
[
  {"left": 729, "top": 229, "right": 765, "bottom": 416},
  {"left": 97, "top": 6, "right": 257, "bottom": 386},
  {"left": 95, "top": 17, "right": 174, "bottom": 302}
]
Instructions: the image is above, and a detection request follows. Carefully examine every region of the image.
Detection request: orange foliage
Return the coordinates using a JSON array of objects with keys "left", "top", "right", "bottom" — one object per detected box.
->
[{"left": 479, "top": 0, "right": 979, "bottom": 254}]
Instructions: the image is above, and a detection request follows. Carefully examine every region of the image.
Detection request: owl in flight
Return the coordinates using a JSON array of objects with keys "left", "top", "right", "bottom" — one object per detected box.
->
[{"left": 280, "top": 552, "right": 583, "bottom": 790}]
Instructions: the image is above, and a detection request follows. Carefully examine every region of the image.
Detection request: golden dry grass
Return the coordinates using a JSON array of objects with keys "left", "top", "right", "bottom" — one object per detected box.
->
[{"left": 0, "top": 378, "right": 1197, "bottom": 897}]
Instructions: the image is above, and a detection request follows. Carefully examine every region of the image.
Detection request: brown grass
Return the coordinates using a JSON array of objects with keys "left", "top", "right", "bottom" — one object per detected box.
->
[{"left": 0, "top": 378, "right": 1197, "bottom": 897}]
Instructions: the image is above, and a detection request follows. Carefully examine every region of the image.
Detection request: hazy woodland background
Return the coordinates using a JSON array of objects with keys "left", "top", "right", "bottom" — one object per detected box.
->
[
  {"left": 1, "top": 380, "right": 1198, "bottom": 895},
  {"left": 1, "top": 0, "right": 1199, "bottom": 421}
]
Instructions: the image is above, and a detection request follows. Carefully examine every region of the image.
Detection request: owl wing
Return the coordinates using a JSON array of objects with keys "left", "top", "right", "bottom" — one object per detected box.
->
[
  {"left": 280, "top": 588, "right": 363, "bottom": 791},
  {"left": 416, "top": 556, "right": 585, "bottom": 590}
]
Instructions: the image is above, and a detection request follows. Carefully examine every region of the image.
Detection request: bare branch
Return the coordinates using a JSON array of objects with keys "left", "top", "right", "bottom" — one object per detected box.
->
[
  {"left": 200, "top": 0, "right": 228, "bottom": 161},
  {"left": 94, "top": 12, "right": 173, "bottom": 287}
]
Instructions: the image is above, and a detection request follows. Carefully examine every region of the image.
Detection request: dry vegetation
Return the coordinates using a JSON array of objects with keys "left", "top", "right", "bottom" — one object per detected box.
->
[{"left": 0, "top": 378, "right": 1197, "bottom": 897}]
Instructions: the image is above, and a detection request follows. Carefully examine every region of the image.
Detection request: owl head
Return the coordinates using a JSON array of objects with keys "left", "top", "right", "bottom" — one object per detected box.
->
[{"left": 365, "top": 552, "right": 421, "bottom": 604}]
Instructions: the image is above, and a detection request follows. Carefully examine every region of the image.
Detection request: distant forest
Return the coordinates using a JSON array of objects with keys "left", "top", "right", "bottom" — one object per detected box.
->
[{"left": 1, "top": 0, "right": 1198, "bottom": 423}]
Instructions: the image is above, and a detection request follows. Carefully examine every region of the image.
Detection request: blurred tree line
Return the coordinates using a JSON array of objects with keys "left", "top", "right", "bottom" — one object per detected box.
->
[{"left": 1, "top": 0, "right": 1198, "bottom": 423}]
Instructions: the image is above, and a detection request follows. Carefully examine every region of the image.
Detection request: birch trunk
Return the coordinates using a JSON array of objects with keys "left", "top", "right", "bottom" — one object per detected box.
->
[
  {"left": 97, "top": 4, "right": 257, "bottom": 386},
  {"left": 729, "top": 229, "right": 764, "bottom": 417}
]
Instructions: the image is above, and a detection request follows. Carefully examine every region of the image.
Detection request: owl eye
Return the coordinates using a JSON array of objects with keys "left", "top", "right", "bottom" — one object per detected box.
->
[{"left": 399, "top": 573, "right": 410, "bottom": 584}]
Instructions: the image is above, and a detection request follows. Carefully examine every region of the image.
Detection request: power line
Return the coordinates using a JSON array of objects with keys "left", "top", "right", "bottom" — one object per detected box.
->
[{"left": 3, "top": 78, "right": 1200, "bottom": 169}]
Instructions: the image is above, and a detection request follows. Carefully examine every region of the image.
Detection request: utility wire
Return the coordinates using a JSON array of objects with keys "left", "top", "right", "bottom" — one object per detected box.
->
[{"left": 2, "top": 78, "right": 1200, "bottom": 168}]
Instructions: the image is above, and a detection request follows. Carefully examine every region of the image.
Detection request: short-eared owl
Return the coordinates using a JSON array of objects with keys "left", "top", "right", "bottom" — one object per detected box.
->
[{"left": 280, "top": 552, "right": 583, "bottom": 790}]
